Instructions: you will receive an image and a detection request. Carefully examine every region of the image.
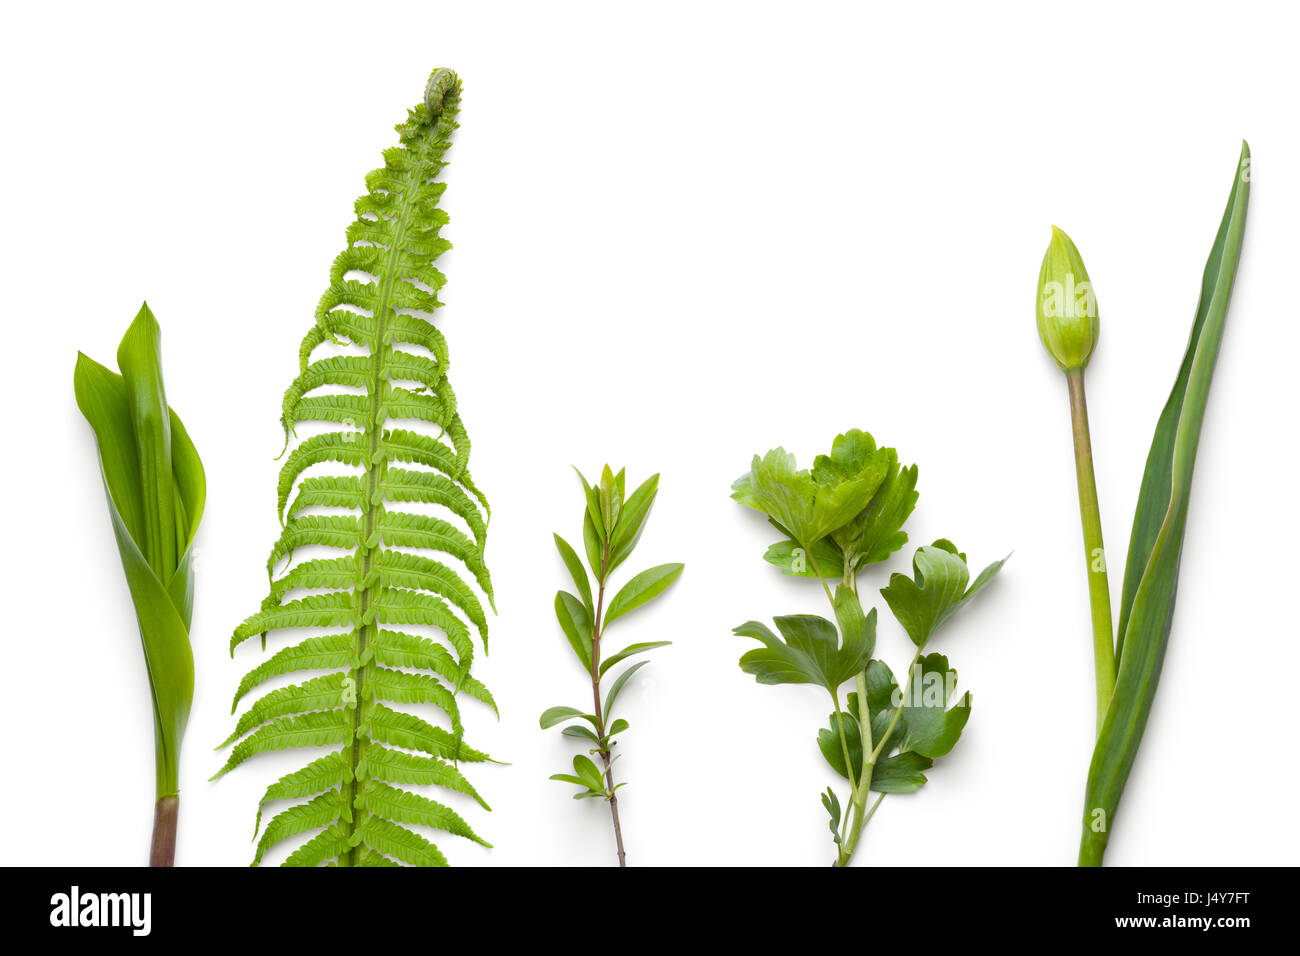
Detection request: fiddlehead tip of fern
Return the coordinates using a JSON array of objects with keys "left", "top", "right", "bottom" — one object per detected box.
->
[{"left": 424, "top": 68, "right": 460, "bottom": 115}]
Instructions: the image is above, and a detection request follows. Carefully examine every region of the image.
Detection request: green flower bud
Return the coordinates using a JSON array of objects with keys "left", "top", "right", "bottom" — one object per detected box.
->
[{"left": 1036, "top": 226, "right": 1099, "bottom": 371}]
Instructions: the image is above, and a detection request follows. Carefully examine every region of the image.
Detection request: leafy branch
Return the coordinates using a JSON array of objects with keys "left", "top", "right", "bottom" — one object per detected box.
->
[
  {"left": 732, "top": 430, "right": 1005, "bottom": 866},
  {"left": 541, "top": 466, "right": 683, "bottom": 866}
]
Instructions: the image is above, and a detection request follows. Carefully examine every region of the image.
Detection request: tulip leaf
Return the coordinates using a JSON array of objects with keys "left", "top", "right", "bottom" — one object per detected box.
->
[{"left": 1080, "top": 142, "right": 1251, "bottom": 866}]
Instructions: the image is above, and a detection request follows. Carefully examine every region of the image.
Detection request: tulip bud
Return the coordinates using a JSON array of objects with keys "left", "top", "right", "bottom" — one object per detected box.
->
[{"left": 1037, "top": 226, "right": 1099, "bottom": 371}]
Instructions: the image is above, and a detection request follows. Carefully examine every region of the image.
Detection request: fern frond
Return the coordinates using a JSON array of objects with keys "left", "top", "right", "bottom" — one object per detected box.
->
[
  {"left": 370, "top": 629, "right": 496, "bottom": 712},
  {"left": 356, "top": 781, "right": 488, "bottom": 846},
  {"left": 277, "top": 435, "right": 368, "bottom": 517},
  {"left": 232, "top": 592, "right": 356, "bottom": 648},
  {"left": 252, "top": 752, "right": 351, "bottom": 836},
  {"left": 377, "top": 510, "right": 492, "bottom": 595},
  {"left": 220, "top": 68, "right": 495, "bottom": 865},
  {"left": 358, "top": 744, "right": 488, "bottom": 809},
  {"left": 382, "top": 387, "right": 454, "bottom": 430},
  {"left": 354, "top": 846, "right": 401, "bottom": 867},
  {"left": 263, "top": 557, "right": 356, "bottom": 607},
  {"left": 380, "top": 469, "right": 487, "bottom": 546},
  {"left": 373, "top": 548, "right": 488, "bottom": 639},
  {"left": 218, "top": 674, "right": 347, "bottom": 747},
  {"left": 230, "top": 633, "right": 353, "bottom": 706},
  {"left": 365, "top": 701, "right": 491, "bottom": 762},
  {"left": 358, "top": 815, "right": 449, "bottom": 867},
  {"left": 368, "top": 666, "right": 463, "bottom": 734},
  {"left": 213, "top": 711, "right": 350, "bottom": 779},
  {"left": 283, "top": 825, "right": 353, "bottom": 868},
  {"left": 255, "top": 791, "right": 348, "bottom": 866}
]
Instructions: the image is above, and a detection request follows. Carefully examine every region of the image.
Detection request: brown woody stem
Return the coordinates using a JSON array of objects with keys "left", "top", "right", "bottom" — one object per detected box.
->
[{"left": 150, "top": 794, "right": 179, "bottom": 867}]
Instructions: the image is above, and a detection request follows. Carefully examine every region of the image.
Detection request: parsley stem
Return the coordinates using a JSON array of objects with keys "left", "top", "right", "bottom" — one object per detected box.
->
[
  {"left": 807, "top": 544, "right": 834, "bottom": 606},
  {"left": 1065, "top": 368, "right": 1116, "bottom": 734},
  {"left": 858, "top": 792, "right": 887, "bottom": 830},
  {"left": 830, "top": 694, "right": 857, "bottom": 852},
  {"left": 836, "top": 668, "right": 877, "bottom": 866},
  {"left": 839, "top": 646, "right": 923, "bottom": 863},
  {"left": 870, "top": 647, "right": 923, "bottom": 765}
]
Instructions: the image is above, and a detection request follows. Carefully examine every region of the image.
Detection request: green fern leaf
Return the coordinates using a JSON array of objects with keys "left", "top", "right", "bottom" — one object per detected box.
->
[
  {"left": 285, "top": 475, "right": 367, "bottom": 517},
  {"left": 354, "top": 846, "right": 401, "bottom": 867},
  {"left": 376, "top": 510, "right": 492, "bottom": 596},
  {"left": 232, "top": 592, "right": 356, "bottom": 649},
  {"left": 277, "top": 434, "right": 368, "bottom": 517},
  {"left": 364, "top": 702, "right": 490, "bottom": 762},
  {"left": 370, "top": 629, "right": 497, "bottom": 712},
  {"left": 367, "top": 666, "right": 463, "bottom": 734},
  {"left": 358, "top": 744, "right": 488, "bottom": 809},
  {"left": 358, "top": 816, "right": 449, "bottom": 867},
  {"left": 252, "top": 752, "right": 351, "bottom": 836},
  {"left": 264, "top": 557, "right": 356, "bottom": 605},
  {"left": 380, "top": 468, "right": 487, "bottom": 547},
  {"left": 283, "top": 825, "right": 353, "bottom": 868},
  {"left": 255, "top": 791, "right": 347, "bottom": 866},
  {"left": 212, "top": 711, "right": 350, "bottom": 779},
  {"left": 356, "top": 781, "right": 489, "bottom": 846},
  {"left": 220, "top": 68, "right": 496, "bottom": 865},
  {"left": 373, "top": 549, "right": 489, "bottom": 640},
  {"left": 218, "top": 674, "right": 347, "bottom": 747},
  {"left": 230, "top": 633, "right": 354, "bottom": 706}
]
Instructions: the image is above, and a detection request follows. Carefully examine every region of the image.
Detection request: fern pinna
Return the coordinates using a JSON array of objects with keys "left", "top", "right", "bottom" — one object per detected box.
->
[{"left": 216, "top": 68, "right": 497, "bottom": 867}]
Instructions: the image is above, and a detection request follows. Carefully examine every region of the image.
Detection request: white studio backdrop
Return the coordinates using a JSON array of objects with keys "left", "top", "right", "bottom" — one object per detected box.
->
[{"left": 2, "top": 0, "right": 1295, "bottom": 866}]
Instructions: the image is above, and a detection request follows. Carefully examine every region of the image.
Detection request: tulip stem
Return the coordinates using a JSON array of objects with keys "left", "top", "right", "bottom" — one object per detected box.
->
[
  {"left": 1065, "top": 368, "right": 1115, "bottom": 734},
  {"left": 150, "top": 794, "right": 178, "bottom": 867}
]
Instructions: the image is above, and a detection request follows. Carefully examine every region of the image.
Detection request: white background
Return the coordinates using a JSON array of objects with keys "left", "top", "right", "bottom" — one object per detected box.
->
[{"left": 3, "top": 1, "right": 1296, "bottom": 867}]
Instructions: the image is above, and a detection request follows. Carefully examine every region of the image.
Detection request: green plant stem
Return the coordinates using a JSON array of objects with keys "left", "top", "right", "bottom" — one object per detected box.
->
[
  {"left": 1065, "top": 368, "right": 1116, "bottom": 734},
  {"left": 829, "top": 694, "right": 859, "bottom": 852},
  {"left": 836, "top": 672, "right": 876, "bottom": 866},
  {"left": 150, "top": 795, "right": 178, "bottom": 867},
  {"left": 836, "top": 647, "right": 926, "bottom": 864},
  {"left": 830, "top": 568, "right": 881, "bottom": 867},
  {"left": 871, "top": 647, "right": 922, "bottom": 765},
  {"left": 591, "top": 544, "right": 627, "bottom": 868},
  {"left": 807, "top": 545, "right": 835, "bottom": 606},
  {"left": 859, "top": 792, "right": 886, "bottom": 829}
]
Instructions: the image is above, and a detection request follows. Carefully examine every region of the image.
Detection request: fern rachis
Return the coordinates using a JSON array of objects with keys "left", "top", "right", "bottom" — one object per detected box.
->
[{"left": 217, "top": 68, "right": 496, "bottom": 867}]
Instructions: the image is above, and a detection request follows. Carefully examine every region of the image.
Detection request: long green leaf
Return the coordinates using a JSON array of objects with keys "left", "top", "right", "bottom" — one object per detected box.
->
[
  {"left": 1080, "top": 142, "right": 1251, "bottom": 866},
  {"left": 75, "top": 304, "right": 206, "bottom": 800}
]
